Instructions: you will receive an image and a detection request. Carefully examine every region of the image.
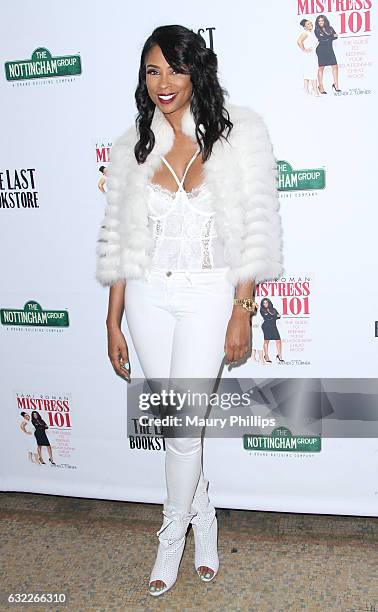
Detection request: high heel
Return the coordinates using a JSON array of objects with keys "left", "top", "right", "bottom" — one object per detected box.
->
[
  {"left": 318, "top": 86, "right": 327, "bottom": 94},
  {"left": 276, "top": 354, "right": 285, "bottom": 364},
  {"left": 38, "top": 457, "right": 45, "bottom": 464},
  {"left": 190, "top": 477, "right": 219, "bottom": 582},
  {"left": 149, "top": 502, "right": 195, "bottom": 597},
  {"left": 332, "top": 83, "right": 341, "bottom": 93},
  {"left": 49, "top": 458, "right": 56, "bottom": 465},
  {"left": 263, "top": 354, "right": 272, "bottom": 363}
]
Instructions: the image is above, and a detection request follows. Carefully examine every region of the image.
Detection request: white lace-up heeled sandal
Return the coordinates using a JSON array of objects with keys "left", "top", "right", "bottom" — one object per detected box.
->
[
  {"left": 149, "top": 502, "right": 195, "bottom": 597},
  {"left": 190, "top": 477, "right": 219, "bottom": 582}
]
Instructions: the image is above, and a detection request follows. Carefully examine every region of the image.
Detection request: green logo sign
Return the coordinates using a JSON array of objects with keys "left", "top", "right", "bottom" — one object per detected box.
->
[
  {"left": 0, "top": 301, "right": 69, "bottom": 327},
  {"left": 5, "top": 48, "right": 81, "bottom": 81},
  {"left": 277, "top": 160, "right": 326, "bottom": 191},
  {"left": 243, "top": 426, "right": 321, "bottom": 452}
]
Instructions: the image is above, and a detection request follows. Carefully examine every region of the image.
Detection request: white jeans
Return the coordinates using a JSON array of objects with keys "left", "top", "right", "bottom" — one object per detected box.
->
[{"left": 124, "top": 266, "right": 235, "bottom": 512}]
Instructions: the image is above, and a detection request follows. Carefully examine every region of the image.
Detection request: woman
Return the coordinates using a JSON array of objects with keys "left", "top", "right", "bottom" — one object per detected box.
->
[
  {"left": 260, "top": 298, "right": 284, "bottom": 364},
  {"left": 98, "top": 165, "right": 108, "bottom": 193},
  {"left": 20, "top": 412, "right": 38, "bottom": 464},
  {"left": 96, "top": 25, "right": 284, "bottom": 596},
  {"left": 297, "top": 19, "right": 320, "bottom": 96},
  {"left": 251, "top": 304, "right": 266, "bottom": 364},
  {"left": 314, "top": 14, "right": 341, "bottom": 93},
  {"left": 31, "top": 411, "right": 56, "bottom": 465}
]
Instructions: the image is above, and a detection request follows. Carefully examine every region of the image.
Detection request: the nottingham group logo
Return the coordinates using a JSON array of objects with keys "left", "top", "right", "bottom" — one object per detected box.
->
[
  {"left": 1, "top": 301, "right": 69, "bottom": 328},
  {"left": 4, "top": 48, "right": 81, "bottom": 82},
  {"left": 277, "top": 160, "right": 326, "bottom": 192},
  {"left": 243, "top": 426, "right": 321, "bottom": 452}
]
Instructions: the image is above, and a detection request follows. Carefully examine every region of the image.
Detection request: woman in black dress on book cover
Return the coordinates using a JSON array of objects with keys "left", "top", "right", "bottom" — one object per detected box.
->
[
  {"left": 260, "top": 298, "right": 284, "bottom": 364},
  {"left": 31, "top": 411, "right": 56, "bottom": 465},
  {"left": 315, "top": 14, "right": 341, "bottom": 94}
]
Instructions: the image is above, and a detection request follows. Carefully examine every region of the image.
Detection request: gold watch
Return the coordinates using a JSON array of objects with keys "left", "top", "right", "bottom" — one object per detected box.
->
[{"left": 233, "top": 298, "right": 258, "bottom": 314}]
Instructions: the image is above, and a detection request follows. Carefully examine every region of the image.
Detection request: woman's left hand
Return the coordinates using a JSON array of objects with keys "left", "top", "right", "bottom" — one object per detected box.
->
[{"left": 224, "top": 311, "right": 251, "bottom": 365}]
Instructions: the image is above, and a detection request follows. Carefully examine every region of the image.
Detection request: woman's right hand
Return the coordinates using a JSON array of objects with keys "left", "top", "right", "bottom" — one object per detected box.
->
[{"left": 107, "top": 325, "right": 131, "bottom": 381}]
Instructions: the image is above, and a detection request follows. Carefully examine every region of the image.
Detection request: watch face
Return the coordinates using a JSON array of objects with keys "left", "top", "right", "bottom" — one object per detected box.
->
[{"left": 244, "top": 299, "right": 258, "bottom": 312}]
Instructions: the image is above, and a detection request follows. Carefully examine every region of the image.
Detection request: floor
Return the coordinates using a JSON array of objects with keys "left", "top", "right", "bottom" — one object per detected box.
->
[{"left": 1, "top": 491, "right": 377, "bottom": 611}]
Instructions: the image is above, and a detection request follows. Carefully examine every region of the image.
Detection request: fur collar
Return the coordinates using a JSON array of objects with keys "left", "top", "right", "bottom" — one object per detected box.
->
[
  {"left": 117, "top": 101, "right": 238, "bottom": 189},
  {"left": 149, "top": 102, "right": 198, "bottom": 156}
]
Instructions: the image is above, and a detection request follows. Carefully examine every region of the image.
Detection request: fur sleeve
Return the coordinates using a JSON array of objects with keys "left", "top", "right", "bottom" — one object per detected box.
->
[
  {"left": 227, "top": 109, "right": 284, "bottom": 286},
  {"left": 95, "top": 128, "right": 134, "bottom": 287}
]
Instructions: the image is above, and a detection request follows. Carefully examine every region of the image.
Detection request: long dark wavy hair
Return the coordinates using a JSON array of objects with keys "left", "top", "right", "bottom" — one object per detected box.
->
[
  {"left": 315, "top": 15, "right": 334, "bottom": 37},
  {"left": 31, "top": 411, "right": 46, "bottom": 428},
  {"left": 134, "top": 25, "right": 233, "bottom": 164},
  {"left": 260, "top": 298, "right": 278, "bottom": 317}
]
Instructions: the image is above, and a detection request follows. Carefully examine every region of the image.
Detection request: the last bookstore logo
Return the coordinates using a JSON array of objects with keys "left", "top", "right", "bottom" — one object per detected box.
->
[
  {"left": 129, "top": 417, "right": 166, "bottom": 451},
  {"left": 0, "top": 168, "right": 39, "bottom": 209}
]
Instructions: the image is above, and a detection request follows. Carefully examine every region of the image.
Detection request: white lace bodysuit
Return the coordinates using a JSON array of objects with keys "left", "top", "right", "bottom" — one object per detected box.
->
[{"left": 146, "top": 149, "right": 226, "bottom": 271}]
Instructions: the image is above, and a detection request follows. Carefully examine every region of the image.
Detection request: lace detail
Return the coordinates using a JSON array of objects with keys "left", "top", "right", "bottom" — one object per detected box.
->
[
  {"left": 146, "top": 185, "right": 226, "bottom": 271},
  {"left": 201, "top": 218, "right": 213, "bottom": 269},
  {"left": 147, "top": 182, "right": 207, "bottom": 200},
  {"left": 146, "top": 153, "right": 226, "bottom": 271},
  {"left": 150, "top": 218, "right": 162, "bottom": 261}
]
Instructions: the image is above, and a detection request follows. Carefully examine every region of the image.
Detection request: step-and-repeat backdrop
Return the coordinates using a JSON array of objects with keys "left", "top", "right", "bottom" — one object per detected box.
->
[{"left": 1, "top": 0, "right": 377, "bottom": 516}]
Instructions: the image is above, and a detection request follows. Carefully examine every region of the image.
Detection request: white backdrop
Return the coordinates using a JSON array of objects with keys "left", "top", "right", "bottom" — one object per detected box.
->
[{"left": 1, "top": 0, "right": 377, "bottom": 516}]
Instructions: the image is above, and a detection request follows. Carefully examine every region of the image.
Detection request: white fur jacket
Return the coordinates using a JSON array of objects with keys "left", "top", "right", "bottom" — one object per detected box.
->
[{"left": 96, "top": 101, "right": 284, "bottom": 287}]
